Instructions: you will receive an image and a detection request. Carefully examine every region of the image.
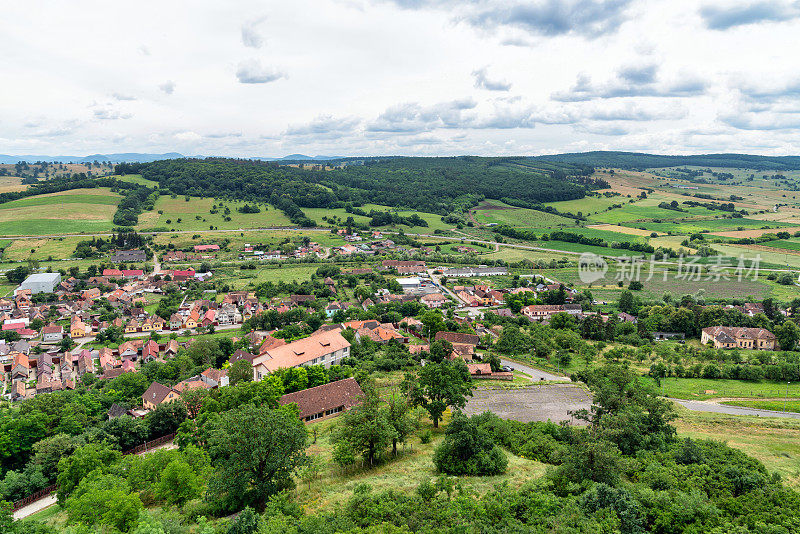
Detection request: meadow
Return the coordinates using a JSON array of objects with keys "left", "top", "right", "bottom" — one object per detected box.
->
[
  {"left": 0, "top": 188, "right": 120, "bottom": 236},
  {"left": 136, "top": 196, "right": 291, "bottom": 231}
]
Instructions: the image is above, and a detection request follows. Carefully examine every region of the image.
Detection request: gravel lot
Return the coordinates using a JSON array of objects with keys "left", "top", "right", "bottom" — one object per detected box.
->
[{"left": 463, "top": 383, "right": 592, "bottom": 424}]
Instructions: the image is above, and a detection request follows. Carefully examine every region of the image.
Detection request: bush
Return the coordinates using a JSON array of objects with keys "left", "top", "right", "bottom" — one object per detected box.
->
[{"left": 433, "top": 413, "right": 507, "bottom": 476}]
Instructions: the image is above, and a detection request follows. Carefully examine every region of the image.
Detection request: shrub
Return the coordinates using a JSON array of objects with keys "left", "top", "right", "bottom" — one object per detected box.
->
[{"left": 433, "top": 413, "right": 507, "bottom": 476}]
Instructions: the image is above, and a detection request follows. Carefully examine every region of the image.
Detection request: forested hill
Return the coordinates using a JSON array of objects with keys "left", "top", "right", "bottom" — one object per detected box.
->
[
  {"left": 534, "top": 151, "right": 800, "bottom": 171},
  {"left": 115, "top": 157, "right": 598, "bottom": 215}
]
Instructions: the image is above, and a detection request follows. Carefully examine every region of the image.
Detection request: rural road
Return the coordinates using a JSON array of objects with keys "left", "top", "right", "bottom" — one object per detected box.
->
[
  {"left": 501, "top": 358, "right": 570, "bottom": 382},
  {"left": 671, "top": 398, "right": 800, "bottom": 419}
]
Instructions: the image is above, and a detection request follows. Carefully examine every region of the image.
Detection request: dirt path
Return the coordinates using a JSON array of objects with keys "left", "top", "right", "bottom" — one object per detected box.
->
[
  {"left": 464, "top": 383, "right": 591, "bottom": 424},
  {"left": 13, "top": 439, "right": 177, "bottom": 520}
]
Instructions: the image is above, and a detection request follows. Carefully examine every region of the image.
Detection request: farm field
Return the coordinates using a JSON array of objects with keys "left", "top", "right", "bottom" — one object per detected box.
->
[
  {"left": 712, "top": 243, "right": 800, "bottom": 270},
  {"left": 137, "top": 196, "right": 291, "bottom": 231},
  {"left": 544, "top": 195, "right": 624, "bottom": 215},
  {"left": 587, "top": 223, "right": 657, "bottom": 236},
  {"left": 472, "top": 200, "right": 576, "bottom": 227},
  {"left": 1, "top": 236, "right": 87, "bottom": 261},
  {"left": 630, "top": 218, "right": 798, "bottom": 234},
  {"left": 0, "top": 176, "right": 26, "bottom": 193},
  {"left": 304, "top": 204, "right": 454, "bottom": 234},
  {"left": 0, "top": 188, "right": 121, "bottom": 236}
]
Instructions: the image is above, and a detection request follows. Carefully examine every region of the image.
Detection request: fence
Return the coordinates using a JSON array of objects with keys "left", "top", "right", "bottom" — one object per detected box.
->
[{"left": 11, "top": 432, "right": 176, "bottom": 511}]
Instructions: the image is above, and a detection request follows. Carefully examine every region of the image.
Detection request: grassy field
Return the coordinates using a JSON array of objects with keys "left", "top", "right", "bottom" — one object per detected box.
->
[
  {"left": 0, "top": 176, "right": 26, "bottom": 193},
  {"left": 544, "top": 195, "right": 624, "bottom": 215},
  {"left": 675, "top": 408, "right": 800, "bottom": 488},
  {"left": 643, "top": 376, "right": 800, "bottom": 400},
  {"left": 631, "top": 218, "right": 798, "bottom": 234},
  {"left": 115, "top": 173, "right": 160, "bottom": 187},
  {"left": 305, "top": 203, "right": 453, "bottom": 234},
  {"left": 472, "top": 200, "right": 576, "bottom": 227},
  {"left": 1, "top": 236, "right": 87, "bottom": 261},
  {"left": 296, "top": 411, "right": 546, "bottom": 514},
  {"left": 137, "top": 197, "right": 291, "bottom": 231},
  {"left": 0, "top": 188, "right": 121, "bottom": 236}
]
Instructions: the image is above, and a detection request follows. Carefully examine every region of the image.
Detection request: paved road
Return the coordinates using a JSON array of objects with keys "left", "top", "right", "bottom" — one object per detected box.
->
[
  {"left": 464, "top": 383, "right": 590, "bottom": 424},
  {"left": 671, "top": 398, "right": 800, "bottom": 419},
  {"left": 500, "top": 358, "right": 569, "bottom": 382}
]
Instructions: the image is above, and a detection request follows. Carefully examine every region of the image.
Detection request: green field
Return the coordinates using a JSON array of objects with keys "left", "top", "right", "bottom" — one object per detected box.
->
[
  {"left": 137, "top": 196, "right": 291, "bottom": 231},
  {"left": 631, "top": 218, "right": 798, "bottom": 234},
  {"left": 115, "top": 173, "right": 160, "bottom": 187},
  {"left": 0, "top": 188, "right": 121, "bottom": 236},
  {"left": 305, "top": 203, "right": 454, "bottom": 233},
  {"left": 472, "top": 201, "right": 576, "bottom": 227},
  {"left": 644, "top": 376, "right": 800, "bottom": 400},
  {"left": 544, "top": 195, "right": 624, "bottom": 215}
]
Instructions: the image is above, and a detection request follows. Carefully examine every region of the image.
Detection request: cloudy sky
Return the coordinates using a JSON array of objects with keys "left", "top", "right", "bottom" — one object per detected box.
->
[{"left": 2, "top": 0, "right": 799, "bottom": 158}]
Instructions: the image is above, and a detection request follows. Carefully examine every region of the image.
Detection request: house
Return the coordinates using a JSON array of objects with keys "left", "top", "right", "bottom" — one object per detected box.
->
[
  {"left": 652, "top": 332, "right": 686, "bottom": 341},
  {"left": 172, "top": 269, "right": 196, "bottom": 282},
  {"left": 142, "top": 381, "right": 180, "bottom": 410},
  {"left": 200, "top": 367, "right": 229, "bottom": 388},
  {"left": 194, "top": 244, "right": 220, "bottom": 252},
  {"left": 397, "top": 277, "right": 421, "bottom": 292},
  {"left": 164, "top": 339, "right": 180, "bottom": 356},
  {"left": 11, "top": 353, "right": 29, "bottom": 382},
  {"left": 701, "top": 326, "right": 777, "bottom": 350},
  {"left": 103, "top": 269, "right": 124, "bottom": 277},
  {"left": 467, "top": 363, "right": 512, "bottom": 381},
  {"left": 420, "top": 293, "right": 447, "bottom": 308},
  {"left": 251, "top": 331, "right": 351, "bottom": 379},
  {"left": 522, "top": 305, "right": 566, "bottom": 320},
  {"left": 435, "top": 331, "right": 480, "bottom": 346},
  {"left": 118, "top": 341, "right": 138, "bottom": 360},
  {"left": 81, "top": 288, "right": 101, "bottom": 301},
  {"left": 442, "top": 266, "right": 508, "bottom": 277},
  {"left": 125, "top": 319, "right": 139, "bottom": 334},
  {"left": 325, "top": 301, "right": 344, "bottom": 318},
  {"left": 279, "top": 377, "right": 364, "bottom": 423},
  {"left": 109, "top": 249, "right": 147, "bottom": 262},
  {"left": 744, "top": 303, "right": 766, "bottom": 317},
  {"left": 70, "top": 318, "right": 87, "bottom": 338},
  {"left": 618, "top": 312, "right": 638, "bottom": 324},
  {"left": 142, "top": 340, "right": 161, "bottom": 362},
  {"left": 41, "top": 324, "right": 63, "bottom": 343},
  {"left": 169, "top": 313, "right": 183, "bottom": 330},
  {"left": 290, "top": 294, "right": 315, "bottom": 306}
]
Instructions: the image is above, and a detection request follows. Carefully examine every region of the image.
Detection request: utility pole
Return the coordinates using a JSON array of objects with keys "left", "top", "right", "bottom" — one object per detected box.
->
[{"left": 785, "top": 381, "right": 791, "bottom": 413}]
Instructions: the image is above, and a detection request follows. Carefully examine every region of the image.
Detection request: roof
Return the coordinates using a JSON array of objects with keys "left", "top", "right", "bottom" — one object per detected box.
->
[
  {"left": 21, "top": 272, "right": 61, "bottom": 284},
  {"left": 142, "top": 381, "right": 176, "bottom": 405},
  {"left": 435, "top": 331, "right": 480, "bottom": 346},
  {"left": 194, "top": 244, "right": 220, "bottom": 251},
  {"left": 254, "top": 331, "right": 351, "bottom": 372},
  {"left": 279, "top": 377, "right": 364, "bottom": 419}
]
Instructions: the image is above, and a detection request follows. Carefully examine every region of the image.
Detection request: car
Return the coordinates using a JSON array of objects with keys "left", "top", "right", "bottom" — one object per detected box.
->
[{"left": 500, "top": 365, "right": 513, "bottom": 372}]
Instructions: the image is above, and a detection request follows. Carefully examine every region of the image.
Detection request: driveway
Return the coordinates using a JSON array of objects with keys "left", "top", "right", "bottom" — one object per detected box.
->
[{"left": 671, "top": 398, "right": 800, "bottom": 419}]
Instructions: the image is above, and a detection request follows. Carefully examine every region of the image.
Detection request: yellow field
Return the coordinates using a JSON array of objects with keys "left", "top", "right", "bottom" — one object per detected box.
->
[
  {"left": 0, "top": 177, "right": 26, "bottom": 193},
  {"left": 587, "top": 223, "right": 656, "bottom": 236}
]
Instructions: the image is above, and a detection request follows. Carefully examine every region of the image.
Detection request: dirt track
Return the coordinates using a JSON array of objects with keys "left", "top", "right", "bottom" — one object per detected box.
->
[{"left": 463, "top": 383, "right": 591, "bottom": 424}]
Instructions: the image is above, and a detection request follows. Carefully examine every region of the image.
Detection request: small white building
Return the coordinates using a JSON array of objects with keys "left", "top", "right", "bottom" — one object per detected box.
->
[
  {"left": 397, "top": 277, "right": 421, "bottom": 292},
  {"left": 15, "top": 272, "right": 61, "bottom": 296}
]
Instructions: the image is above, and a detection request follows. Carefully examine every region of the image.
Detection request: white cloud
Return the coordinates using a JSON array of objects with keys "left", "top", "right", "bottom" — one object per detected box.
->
[{"left": 158, "top": 81, "right": 176, "bottom": 95}]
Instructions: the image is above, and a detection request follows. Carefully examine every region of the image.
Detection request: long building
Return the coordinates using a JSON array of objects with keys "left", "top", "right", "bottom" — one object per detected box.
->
[
  {"left": 701, "top": 326, "right": 776, "bottom": 350},
  {"left": 14, "top": 272, "right": 61, "bottom": 296},
  {"left": 251, "top": 330, "right": 351, "bottom": 380}
]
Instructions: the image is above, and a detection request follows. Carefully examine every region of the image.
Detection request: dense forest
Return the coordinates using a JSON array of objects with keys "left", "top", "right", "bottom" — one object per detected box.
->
[
  {"left": 115, "top": 157, "right": 596, "bottom": 216},
  {"left": 536, "top": 151, "right": 800, "bottom": 171}
]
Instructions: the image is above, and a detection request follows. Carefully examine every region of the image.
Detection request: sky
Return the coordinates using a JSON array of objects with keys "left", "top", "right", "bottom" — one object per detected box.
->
[{"left": 1, "top": 0, "right": 800, "bottom": 158}]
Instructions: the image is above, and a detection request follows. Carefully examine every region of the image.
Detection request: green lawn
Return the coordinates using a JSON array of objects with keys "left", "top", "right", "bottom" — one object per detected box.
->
[
  {"left": 544, "top": 196, "right": 624, "bottom": 215},
  {"left": 722, "top": 399, "right": 800, "bottom": 413},
  {"left": 115, "top": 173, "right": 160, "bottom": 187}
]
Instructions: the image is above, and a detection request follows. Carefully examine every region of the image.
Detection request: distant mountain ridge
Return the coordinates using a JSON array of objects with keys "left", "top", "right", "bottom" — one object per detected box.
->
[
  {"left": 533, "top": 151, "right": 800, "bottom": 171},
  {"left": 0, "top": 152, "right": 343, "bottom": 164}
]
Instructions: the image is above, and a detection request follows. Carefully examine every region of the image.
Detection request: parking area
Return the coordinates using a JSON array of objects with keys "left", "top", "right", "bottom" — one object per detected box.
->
[{"left": 463, "top": 383, "right": 592, "bottom": 424}]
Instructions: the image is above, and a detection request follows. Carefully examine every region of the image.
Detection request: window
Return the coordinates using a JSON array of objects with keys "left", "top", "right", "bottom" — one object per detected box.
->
[
  {"left": 325, "top": 406, "right": 343, "bottom": 416},
  {"left": 306, "top": 411, "right": 324, "bottom": 421}
]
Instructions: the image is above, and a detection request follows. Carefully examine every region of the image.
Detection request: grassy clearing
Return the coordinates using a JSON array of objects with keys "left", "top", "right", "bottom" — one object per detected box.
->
[
  {"left": 137, "top": 197, "right": 291, "bottom": 231},
  {"left": 2, "top": 236, "right": 86, "bottom": 261},
  {"left": 0, "top": 193, "right": 119, "bottom": 208},
  {"left": 305, "top": 204, "right": 453, "bottom": 234},
  {"left": 631, "top": 218, "right": 798, "bottom": 234},
  {"left": 115, "top": 173, "right": 160, "bottom": 187},
  {"left": 545, "top": 196, "right": 623, "bottom": 215},
  {"left": 643, "top": 376, "right": 800, "bottom": 400},
  {"left": 472, "top": 201, "right": 576, "bottom": 228},
  {"left": 0, "top": 176, "right": 26, "bottom": 193},
  {"left": 297, "top": 412, "right": 547, "bottom": 514},
  {"left": 674, "top": 408, "right": 800, "bottom": 488},
  {"left": 0, "top": 188, "right": 121, "bottom": 236}
]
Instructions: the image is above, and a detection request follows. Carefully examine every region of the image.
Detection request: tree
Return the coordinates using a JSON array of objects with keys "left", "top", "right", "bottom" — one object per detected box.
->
[
  {"left": 207, "top": 405, "right": 308, "bottom": 512},
  {"left": 181, "top": 387, "right": 209, "bottom": 419},
  {"left": 145, "top": 400, "right": 188, "bottom": 439},
  {"left": 66, "top": 472, "right": 142, "bottom": 533},
  {"left": 229, "top": 358, "right": 254, "bottom": 386},
  {"left": 332, "top": 384, "right": 396, "bottom": 465},
  {"left": 404, "top": 360, "right": 473, "bottom": 428},
  {"left": 485, "top": 353, "right": 501, "bottom": 372},
  {"left": 775, "top": 320, "right": 800, "bottom": 351},
  {"left": 155, "top": 459, "right": 202, "bottom": 505},
  {"left": 432, "top": 413, "right": 507, "bottom": 476},
  {"left": 56, "top": 444, "right": 121, "bottom": 504},
  {"left": 385, "top": 392, "right": 415, "bottom": 455}
]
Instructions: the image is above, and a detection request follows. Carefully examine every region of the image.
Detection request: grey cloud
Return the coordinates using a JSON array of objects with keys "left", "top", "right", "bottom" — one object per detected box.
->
[
  {"left": 366, "top": 99, "right": 477, "bottom": 133},
  {"left": 700, "top": 1, "right": 800, "bottom": 30},
  {"left": 738, "top": 79, "right": 800, "bottom": 101},
  {"left": 285, "top": 115, "right": 361, "bottom": 136},
  {"left": 720, "top": 112, "right": 800, "bottom": 131},
  {"left": 112, "top": 93, "right": 136, "bottom": 101},
  {"left": 552, "top": 66, "right": 707, "bottom": 101},
  {"left": 242, "top": 18, "right": 266, "bottom": 48},
  {"left": 205, "top": 132, "right": 243, "bottom": 139},
  {"left": 93, "top": 108, "right": 132, "bottom": 120},
  {"left": 472, "top": 67, "right": 512, "bottom": 91},
  {"left": 236, "top": 60, "right": 287, "bottom": 84},
  {"left": 159, "top": 80, "right": 176, "bottom": 94},
  {"left": 574, "top": 123, "right": 631, "bottom": 136},
  {"left": 465, "top": 0, "right": 633, "bottom": 38}
]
